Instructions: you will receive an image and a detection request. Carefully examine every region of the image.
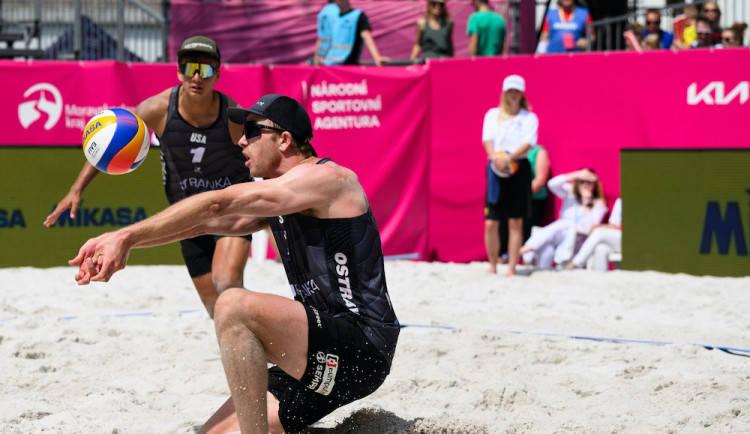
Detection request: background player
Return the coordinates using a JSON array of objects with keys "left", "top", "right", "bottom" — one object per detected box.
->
[{"left": 44, "top": 35, "right": 251, "bottom": 318}]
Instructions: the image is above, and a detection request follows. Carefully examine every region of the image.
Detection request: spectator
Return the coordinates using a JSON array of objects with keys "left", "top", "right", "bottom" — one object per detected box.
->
[
  {"left": 566, "top": 197, "right": 622, "bottom": 271},
  {"left": 677, "top": 5, "right": 699, "bottom": 48},
  {"left": 467, "top": 0, "right": 507, "bottom": 56},
  {"left": 482, "top": 74, "right": 538, "bottom": 276},
  {"left": 642, "top": 8, "right": 674, "bottom": 49},
  {"left": 410, "top": 0, "right": 454, "bottom": 62},
  {"left": 313, "top": 0, "right": 339, "bottom": 65},
  {"left": 641, "top": 33, "right": 661, "bottom": 50},
  {"left": 519, "top": 168, "right": 608, "bottom": 270},
  {"left": 624, "top": 22, "right": 644, "bottom": 51},
  {"left": 537, "top": 0, "right": 592, "bottom": 54},
  {"left": 721, "top": 23, "right": 747, "bottom": 47},
  {"left": 690, "top": 17, "right": 717, "bottom": 49},
  {"left": 498, "top": 144, "right": 550, "bottom": 264},
  {"left": 701, "top": 1, "right": 722, "bottom": 45},
  {"left": 323, "top": 0, "right": 387, "bottom": 66},
  {"left": 526, "top": 144, "right": 551, "bottom": 238}
]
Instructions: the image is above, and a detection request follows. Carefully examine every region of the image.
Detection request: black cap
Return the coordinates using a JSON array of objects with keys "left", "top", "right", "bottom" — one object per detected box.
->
[
  {"left": 228, "top": 94, "right": 315, "bottom": 153},
  {"left": 177, "top": 36, "right": 221, "bottom": 63}
]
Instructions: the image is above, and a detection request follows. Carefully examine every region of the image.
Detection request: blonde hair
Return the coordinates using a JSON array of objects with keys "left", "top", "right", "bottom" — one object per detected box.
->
[
  {"left": 497, "top": 91, "right": 532, "bottom": 123},
  {"left": 683, "top": 5, "right": 698, "bottom": 20}
]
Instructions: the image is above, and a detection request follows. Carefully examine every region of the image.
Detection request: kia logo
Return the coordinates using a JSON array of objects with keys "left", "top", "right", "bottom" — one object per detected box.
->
[{"left": 687, "top": 81, "right": 749, "bottom": 105}]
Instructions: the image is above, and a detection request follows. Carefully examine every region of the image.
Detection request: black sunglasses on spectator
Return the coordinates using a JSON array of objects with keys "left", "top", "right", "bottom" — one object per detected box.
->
[{"left": 243, "top": 121, "right": 285, "bottom": 139}]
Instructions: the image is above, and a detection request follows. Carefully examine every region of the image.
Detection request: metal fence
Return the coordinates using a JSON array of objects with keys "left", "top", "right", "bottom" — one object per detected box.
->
[
  {"left": 588, "top": 1, "right": 705, "bottom": 52},
  {"left": 0, "top": 0, "right": 167, "bottom": 61}
]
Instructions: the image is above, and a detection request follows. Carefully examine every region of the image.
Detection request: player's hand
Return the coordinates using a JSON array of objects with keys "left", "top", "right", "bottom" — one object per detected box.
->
[
  {"left": 44, "top": 191, "right": 81, "bottom": 227},
  {"left": 69, "top": 232, "right": 130, "bottom": 285},
  {"left": 374, "top": 55, "right": 391, "bottom": 67}
]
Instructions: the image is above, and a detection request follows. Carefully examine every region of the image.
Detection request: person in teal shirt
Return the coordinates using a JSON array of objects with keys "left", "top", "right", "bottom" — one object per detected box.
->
[{"left": 467, "top": 0, "right": 506, "bottom": 56}]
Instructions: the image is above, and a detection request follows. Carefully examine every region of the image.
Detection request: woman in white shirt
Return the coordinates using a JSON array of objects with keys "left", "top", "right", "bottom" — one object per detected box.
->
[
  {"left": 483, "top": 74, "right": 539, "bottom": 276},
  {"left": 566, "top": 197, "right": 622, "bottom": 271},
  {"left": 519, "top": 168, "right": 608, "bottom": 269}
]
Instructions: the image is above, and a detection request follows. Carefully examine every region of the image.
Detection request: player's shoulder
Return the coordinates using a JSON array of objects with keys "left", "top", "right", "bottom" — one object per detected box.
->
[
  {"left": 135, "top": 88, "right": 172, "bottom": 125},
  {"left": 295, "top": 158, "right": 355, "bottom": 182},
  {"left": 225, "top": 94, "right": 241, "bottom": 109}
]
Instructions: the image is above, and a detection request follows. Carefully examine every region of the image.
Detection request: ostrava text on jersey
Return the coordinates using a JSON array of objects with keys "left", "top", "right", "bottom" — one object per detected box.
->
[
  {"left": 158, "top": 86, "right": 252, "bottom": 205},
  {"left": 267, "top": 197, "right": 400, "bottom": 364}
]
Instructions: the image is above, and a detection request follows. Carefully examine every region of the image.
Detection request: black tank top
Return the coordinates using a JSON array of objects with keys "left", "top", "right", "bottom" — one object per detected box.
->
[
  {"left": 267, "top": 159, "right": 399, "bottom": 363},
  {"left": 158, "top": 86, "right": 252, "bottom": 204}
]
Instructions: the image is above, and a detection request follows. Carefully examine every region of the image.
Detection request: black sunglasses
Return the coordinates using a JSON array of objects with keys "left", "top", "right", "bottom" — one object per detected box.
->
[
  {"left": 646, "top": 20, "right": 660, "bottom": 25},
  {"left": 243, "top": 121, "right": 285, "bottom": 139}
]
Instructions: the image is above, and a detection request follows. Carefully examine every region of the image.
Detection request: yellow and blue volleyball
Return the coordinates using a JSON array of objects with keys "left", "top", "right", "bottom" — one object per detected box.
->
[
  {"left": 82, "top": 108, "right": 150, "bottom": 175},
  {"left": 490, "top": 150, "right": 519, "bottom": 178}
]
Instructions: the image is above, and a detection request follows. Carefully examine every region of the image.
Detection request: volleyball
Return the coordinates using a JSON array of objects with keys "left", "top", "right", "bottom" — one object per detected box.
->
[
  {"left": 490, "top": 150, "right": 518, "bottom": 178},
  {"left": 82, "top": 108, "right": 150, "bottom": 175}
]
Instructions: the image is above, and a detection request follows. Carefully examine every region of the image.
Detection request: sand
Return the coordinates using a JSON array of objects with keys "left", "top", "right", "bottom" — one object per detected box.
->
[{"left": 1, "top": 261, "right": 749, "bottom": 433}]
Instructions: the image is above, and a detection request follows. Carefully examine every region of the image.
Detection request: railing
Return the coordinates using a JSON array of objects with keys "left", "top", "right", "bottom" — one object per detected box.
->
[
  {"left": 0, "top": 0, "right": 167, "bottom": 61},
  {"left": 588, "top": 1, "right": 705, "bottom": 52}
]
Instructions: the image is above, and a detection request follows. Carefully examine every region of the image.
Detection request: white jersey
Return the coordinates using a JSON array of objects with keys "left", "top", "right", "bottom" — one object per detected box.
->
[{"left": 482, "top": 107, "right": 538, "bottom": 158}]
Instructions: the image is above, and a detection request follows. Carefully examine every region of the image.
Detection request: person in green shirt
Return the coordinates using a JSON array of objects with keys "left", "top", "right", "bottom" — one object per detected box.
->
[{"left": 467, "top": 0, "right": 506, "bottom": 56}]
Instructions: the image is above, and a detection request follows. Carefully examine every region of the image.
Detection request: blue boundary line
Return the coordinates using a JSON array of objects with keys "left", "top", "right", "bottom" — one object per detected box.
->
[
  {"left": 2, "top": 313, "right": 748, "bottom": 357},
  {"left": 401, "top": 323, "right": 750, "bottom": 357}
]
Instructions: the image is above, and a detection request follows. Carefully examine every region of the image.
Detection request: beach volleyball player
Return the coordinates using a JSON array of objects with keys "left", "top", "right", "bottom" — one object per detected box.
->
[
  {"left": 69, "top": 94, "right": 399, "bottom": 433},
  {"left": 44, "top": 36, "right": 252, "bottom": 318}
]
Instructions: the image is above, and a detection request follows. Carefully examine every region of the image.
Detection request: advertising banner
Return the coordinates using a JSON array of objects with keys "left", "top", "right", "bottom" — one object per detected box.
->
[
  {"left": 425, "top": 49, "right": 750, "bottom": 262},
  {"left": 266, "top": 65, "right": 431, "bottom": 258},
  {"left": 2, "top": 48, "right": 749, "bottom": 265},
  {"left": 621, "top": 149, "right": 749, "bottom": 277},
  {"left": 1, "top": 147, "right": 182, "bottom": 268}
]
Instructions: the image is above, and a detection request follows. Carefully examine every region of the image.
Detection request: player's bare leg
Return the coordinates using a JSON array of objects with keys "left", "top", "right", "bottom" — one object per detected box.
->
[
  {"left": 192, "top": 274, "right": 220, "bottom": 318},
  {"left": 506, "top": 217, "right": 523, "bottom": 276},
  {"left": 212, "top": 237, "right": 251, "bottom": 292},
  {"left": 484, "top": 219, "right": 500, "bottom": 274},
  {"left": 199, "top": 392, "right": 282, "bottom": 434},
  {"left": 211, "top": 289, "right": 308, "bottom": 434},
  {"left": 191, "top": 237, "right": 251, "bottom": 319}
]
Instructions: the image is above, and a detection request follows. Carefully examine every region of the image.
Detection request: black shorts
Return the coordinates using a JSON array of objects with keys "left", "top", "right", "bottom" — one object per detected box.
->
[
  {"left": 485, "top": 158, "right": 532, "bottom": 221},
  {"left": 179, "top": 234, "right": 252, "bottom": 278},
  {"left": 268, "top": 304, "right": 391, "bottom": 432}
]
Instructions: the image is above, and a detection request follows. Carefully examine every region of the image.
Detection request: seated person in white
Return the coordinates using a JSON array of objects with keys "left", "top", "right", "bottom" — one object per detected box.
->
[
  {"left": 519, "top": 168, "right": 608, "bottom": 269},
  {"left": 566, "top": 197, "right": 622, "bottom": 271}
]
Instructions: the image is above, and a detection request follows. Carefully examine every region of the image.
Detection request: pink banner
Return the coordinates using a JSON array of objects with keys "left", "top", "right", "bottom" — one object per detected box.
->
[
  {"left": 3, "top": 49, "right": 749, "bottom": 262},
  {"left": 169, "top": 0, "right": 510, "bottom": 64},
  {"left": 2, "top": 60, "right": 429, "bottom": 259},
  {"left": 264, "top": 65, "right": 431, "bottom": 258},
  {"left": 426, "top": 49, "right": 750, "bottom": 261},
  {"left": 2, "top": 61, "right": 267, "bottom": 146}
]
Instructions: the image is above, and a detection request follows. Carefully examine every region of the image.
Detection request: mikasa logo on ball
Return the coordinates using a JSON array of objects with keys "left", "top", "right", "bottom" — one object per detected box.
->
[{"left": 83, "top": 121, "right": 102, "bottom": 143}]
